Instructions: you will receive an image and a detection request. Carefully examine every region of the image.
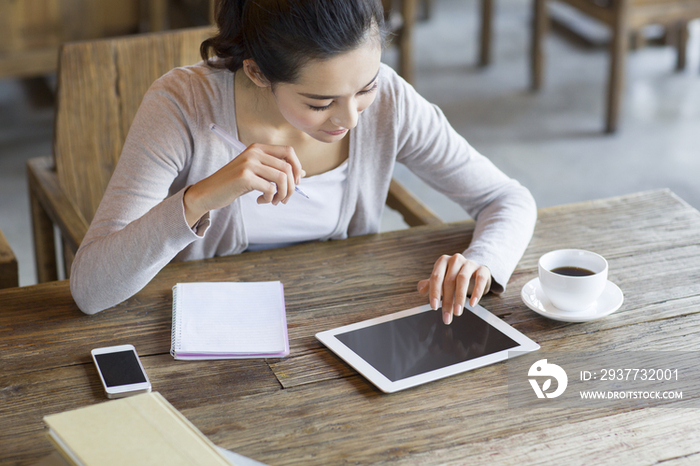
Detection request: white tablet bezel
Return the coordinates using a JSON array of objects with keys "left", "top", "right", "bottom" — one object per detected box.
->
[{"left": 316, "top": 303, "right": 540, "bottom": 393}]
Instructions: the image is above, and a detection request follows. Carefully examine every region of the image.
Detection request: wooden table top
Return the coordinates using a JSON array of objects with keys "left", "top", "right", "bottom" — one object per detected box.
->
[{"left": 2, "top": 189, "right": 700, "bottom": 465}]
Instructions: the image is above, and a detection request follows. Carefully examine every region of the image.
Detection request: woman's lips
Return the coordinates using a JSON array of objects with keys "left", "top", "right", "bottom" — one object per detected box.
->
[{"left": 323, "top": 128, "right": 348, "bottom": 136}]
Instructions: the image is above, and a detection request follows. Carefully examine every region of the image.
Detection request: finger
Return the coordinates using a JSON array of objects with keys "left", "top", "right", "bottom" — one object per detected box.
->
[
  {"left": 253, "top": 144, "right": 305, "bottom": 185},
  {"left": 273, "top": 167, "right": 290, "bottom": 205},
  {"left": 242, "top": 160, "right": 292, "bottom": 205},
  {"left": 236, "top": 147, "right": 291, "bottom": 196},
  {"left": 255, "top": 182, "right": 277, "bottom": 204},
  {"left": 263, "top": 154, "right": 297, "bottom": 203},
  {"left": 260, "top": 152, "right": 295, "bottom": 203},
  {"left": 429, "top": 256, "right": 449, "bottom": 311},
  {"left": 469, "top": 267, "right": 492, "bottom": 307},
  {"left": 443, "top": 309, "right": 452, "bottom": 325},
  {"left": 240, "top": 168, "right": 281, "bottom": 205},
  {"left": 453, "top": 263, "right": 477, "bottom": 317},
  {"left": 441, "top": 255, "right": 466, "bottom": 323},
  {"left": 263, "top": 161, "right": 290, "bottom": 205},
  {"left": 417, "top": 279, "right": 430, "bottom": 296}
]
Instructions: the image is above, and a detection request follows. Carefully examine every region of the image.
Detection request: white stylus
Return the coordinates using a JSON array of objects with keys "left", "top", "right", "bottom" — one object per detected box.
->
[{"left": 209, "top": 123, "right": 310, "bottom": 199}]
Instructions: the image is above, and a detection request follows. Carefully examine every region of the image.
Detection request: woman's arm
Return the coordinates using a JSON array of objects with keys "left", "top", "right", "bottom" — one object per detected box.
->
[
  {"left": 70, "top": 68, "right": 305, "bottom": 315},
  {"left": 392, "top": 72, "right": 537, "bottom": 323},
  {"left": 70, "top": 74, "right": 203, "bottom": 314}
]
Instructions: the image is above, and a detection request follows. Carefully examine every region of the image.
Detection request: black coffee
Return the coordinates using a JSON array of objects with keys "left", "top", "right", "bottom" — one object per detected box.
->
[{"left": 551, "top": 266, "right": 595, "bottom": 277}]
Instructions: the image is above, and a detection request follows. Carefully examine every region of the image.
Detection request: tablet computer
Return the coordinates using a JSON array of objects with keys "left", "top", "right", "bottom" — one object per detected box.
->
[{"left": 316, "top": 303, "right": 539, "bottom": 393}]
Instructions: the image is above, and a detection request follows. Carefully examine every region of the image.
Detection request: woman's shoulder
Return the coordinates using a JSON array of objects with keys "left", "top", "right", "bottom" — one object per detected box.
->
[
  {"left": 377, "top": 63, "right": 410, "bottom": 97},
  {"left": 140, "top": 61, "right": 235, "bottom": 126},
  {"left": 366, "top": 64, "right": 402, "bottom": 116},
  {"left": 364, "top": 63, "right": 425, "bottom": 128},
  {"left": 374, "top": 63, "right": 427, "bottom": 111},
  {"left": 151, "top": 61, "right": 232, "bottom": 95}
]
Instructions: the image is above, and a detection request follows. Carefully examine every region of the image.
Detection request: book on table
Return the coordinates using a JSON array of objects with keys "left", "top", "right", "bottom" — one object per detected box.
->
[
  {"left": 43, "top": 392, "right": 232, "bottom": 466},
  {"left": 170, "top": 281, "right": 289, "bottom": 360}
]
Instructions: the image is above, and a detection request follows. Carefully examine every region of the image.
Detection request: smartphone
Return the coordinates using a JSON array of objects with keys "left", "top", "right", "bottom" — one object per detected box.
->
[{"left": 91, "top": 344, "right": 152, "bottom": 399}]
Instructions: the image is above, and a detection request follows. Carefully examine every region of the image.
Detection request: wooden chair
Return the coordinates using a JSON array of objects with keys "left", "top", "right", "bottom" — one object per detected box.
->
[
  {"left": 531, "top": 0, "right": 700, "bottom": 133},
  {"left": 27, "top": 27, "right": 441, "bottom": 284},
  {"left": 0, "top": 229, "right": 19, "bottom": 288},
  {"left": 383, "top": 0, "right": 420, "bottom": 83},
  {"left": 478, "top": 0, "right": 495, "bottom": 67}
]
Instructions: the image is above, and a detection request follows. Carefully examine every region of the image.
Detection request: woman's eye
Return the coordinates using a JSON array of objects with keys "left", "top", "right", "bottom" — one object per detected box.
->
[
  {"left": 357, "top": 82, "right": 378, "bottom": 96},
  {"left": 309, "top": 103, "right": 332, "bottom": 111},
  {"left": 307, "top": 83, "right": 377, "bottom": 111}
]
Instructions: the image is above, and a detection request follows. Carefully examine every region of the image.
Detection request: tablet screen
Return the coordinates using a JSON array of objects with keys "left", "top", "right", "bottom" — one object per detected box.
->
[{"left": 335, "top": 307, "right": 519, "bottom": 382}]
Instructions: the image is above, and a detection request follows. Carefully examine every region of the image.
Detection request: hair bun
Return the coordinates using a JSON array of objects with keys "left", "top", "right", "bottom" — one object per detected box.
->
[{"left": 201, "top": 0, "right": 387, "bottom": 84}]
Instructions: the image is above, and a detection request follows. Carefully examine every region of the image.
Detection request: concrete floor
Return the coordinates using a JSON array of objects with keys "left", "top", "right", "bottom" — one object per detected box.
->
[{"left": 2, "top": 0, "right": 700, "bottom": 287}]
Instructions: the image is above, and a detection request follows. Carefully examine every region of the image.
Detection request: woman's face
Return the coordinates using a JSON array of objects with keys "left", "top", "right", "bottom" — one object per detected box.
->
[{"left": 271, "top": 40, "right": 382, "bottom": 143}]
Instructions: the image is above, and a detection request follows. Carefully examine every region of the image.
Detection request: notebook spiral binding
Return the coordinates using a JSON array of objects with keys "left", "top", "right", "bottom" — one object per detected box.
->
[{"left": 170, "top": 284, "right": 181, "bottom": 357}]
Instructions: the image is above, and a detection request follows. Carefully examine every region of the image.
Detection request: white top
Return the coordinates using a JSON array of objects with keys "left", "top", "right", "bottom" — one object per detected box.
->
[{"left": 241, "top": 160, "right": 348, "bottom": 251}]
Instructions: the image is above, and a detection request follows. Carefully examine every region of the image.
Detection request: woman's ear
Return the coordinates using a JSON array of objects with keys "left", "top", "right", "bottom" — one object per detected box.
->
[{"left": 242, "top": 59, "right": 270, "bottom": 88}]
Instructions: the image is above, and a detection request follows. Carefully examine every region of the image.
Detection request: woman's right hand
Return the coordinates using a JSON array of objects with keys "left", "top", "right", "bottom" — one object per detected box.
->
[{"left": 183, "top": 143, "right": 305, "bottom": 227}]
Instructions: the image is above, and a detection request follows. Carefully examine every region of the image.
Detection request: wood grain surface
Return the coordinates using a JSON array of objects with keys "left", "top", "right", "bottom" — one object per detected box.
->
[{"left": 2, "top": 190, "right": 700, "bottom": 465}]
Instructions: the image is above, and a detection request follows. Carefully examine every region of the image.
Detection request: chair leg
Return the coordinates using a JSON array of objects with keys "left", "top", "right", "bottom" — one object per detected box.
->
[
  {"left": 531, "top": 0, "right": 548, "bottom": 90},
  {"left": 479, "top": 0, "right": 493, "bottom": 67},
  {"left": 606, "top": 1, "right": 629, "bottom": 134},
  {"left": 0, "top": 229, "right": 18, "bottom": 289},
  {"left": 420, "top": 0, "right": 433, "bottom": 20},
  {"left": 398, "top": 0, "right": 418, "bottom": 84},
  {"left": 29, "top": 183, "right": 58, "bottom": 283},
  {"left": 63, "top": 238, "right": 75, "bottom": 280},
  {"left": 676, "top": 21, "right": 689, "bottom": 72},
  {"left": 145, "top": 0, "right": 168, "bottom": 31}
]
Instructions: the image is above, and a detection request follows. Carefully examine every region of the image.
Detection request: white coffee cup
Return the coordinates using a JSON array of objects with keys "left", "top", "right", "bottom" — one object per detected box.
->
[{"left": 538, "top": 249, "right": 608, "bottom": 312}]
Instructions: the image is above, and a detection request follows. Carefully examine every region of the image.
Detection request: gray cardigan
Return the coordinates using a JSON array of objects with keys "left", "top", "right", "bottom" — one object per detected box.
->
[{"left": 71, "top": 62, "right": 536, "bottom": 314}]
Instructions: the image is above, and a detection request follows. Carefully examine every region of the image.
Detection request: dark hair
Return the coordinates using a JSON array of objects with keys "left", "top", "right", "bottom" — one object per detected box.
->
[{"left": 200, "top": 0, "right": 387, "bottom": 85}]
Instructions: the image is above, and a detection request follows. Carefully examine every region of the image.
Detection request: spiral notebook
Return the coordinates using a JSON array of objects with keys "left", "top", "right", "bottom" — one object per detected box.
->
[{"left": 170, "top": 281, "right": 289, "bottom": 360}]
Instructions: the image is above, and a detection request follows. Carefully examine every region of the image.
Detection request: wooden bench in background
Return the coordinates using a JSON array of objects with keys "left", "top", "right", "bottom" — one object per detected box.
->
[
  {"left": 531, "top": 0, "right": 700, "bottom": 132},
  {"left": 0, "top": 0, "right": 216, "bottom": 80}
]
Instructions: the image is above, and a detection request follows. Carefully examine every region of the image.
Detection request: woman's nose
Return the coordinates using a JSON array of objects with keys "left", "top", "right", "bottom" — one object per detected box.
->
[{"left": 331, "top": 104, "right": 359, "bottom": 130}]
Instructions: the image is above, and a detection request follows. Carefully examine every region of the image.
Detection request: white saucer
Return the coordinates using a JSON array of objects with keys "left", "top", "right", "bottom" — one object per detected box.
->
[{"left": 521, "top": 277, "right": 624, "bottom": 322}]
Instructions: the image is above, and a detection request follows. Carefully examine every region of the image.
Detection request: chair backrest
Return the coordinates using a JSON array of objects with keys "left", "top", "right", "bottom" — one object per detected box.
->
[{"left": 53, "top": 26, "right": 215, "bottom": 225}]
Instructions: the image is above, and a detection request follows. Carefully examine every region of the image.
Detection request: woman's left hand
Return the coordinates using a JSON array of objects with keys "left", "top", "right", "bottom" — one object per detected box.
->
[{"left": 417, "top": 254, "right": 492, "bottom": 325}]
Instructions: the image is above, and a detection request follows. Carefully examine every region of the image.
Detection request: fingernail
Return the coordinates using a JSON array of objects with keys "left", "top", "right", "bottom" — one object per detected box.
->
[
  {"left": 431, "top": 298, "right": 438, "bottom": 310},
  {"left": 443, "top": 312, "right": 452, "bottom": 325},
  {"left": 454, "top": 303, "right": 463, "bottom": 316}
]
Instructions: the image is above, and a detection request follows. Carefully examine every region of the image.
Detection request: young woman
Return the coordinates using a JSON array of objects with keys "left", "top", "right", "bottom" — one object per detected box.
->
[{"left": 70, "top": 0, "right": 537, "bottom": 322}]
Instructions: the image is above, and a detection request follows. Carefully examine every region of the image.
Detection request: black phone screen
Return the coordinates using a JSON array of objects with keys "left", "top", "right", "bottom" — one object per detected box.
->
[{"left": 94, "top": 350, "right": 147, "bottom": 387}]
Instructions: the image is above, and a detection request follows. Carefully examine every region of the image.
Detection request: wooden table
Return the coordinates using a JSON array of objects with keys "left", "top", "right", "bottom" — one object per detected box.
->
[{"left": 2, "top": 189, "right": 700, "bottom": 465}]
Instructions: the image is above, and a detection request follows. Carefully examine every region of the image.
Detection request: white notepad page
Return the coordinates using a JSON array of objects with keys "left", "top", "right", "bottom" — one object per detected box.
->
[{"left": 171, "top": 281, "right": 288, "bottom": 358}]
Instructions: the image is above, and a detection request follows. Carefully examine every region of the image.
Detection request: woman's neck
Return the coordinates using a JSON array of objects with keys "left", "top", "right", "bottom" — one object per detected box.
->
[
  {"left": 234, "top": 71, "right": 305, "bottom": 145},
  {"left": 233, "top": 70, "right": 349, "bottom": 176}
]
